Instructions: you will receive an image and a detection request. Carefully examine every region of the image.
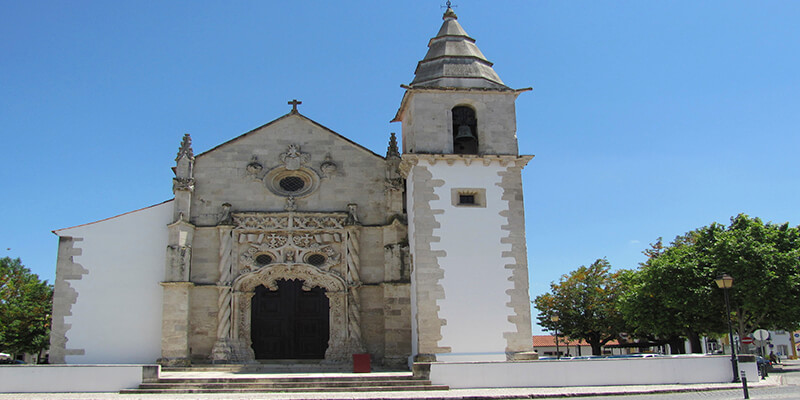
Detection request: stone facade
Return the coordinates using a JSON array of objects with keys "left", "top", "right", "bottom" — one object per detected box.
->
[
  {"left": 50, "top": 6, "right": 534, "bottom": 368},
  {"left": 394, "top": 89, "right": 526, "bottom": 156},
  {"left": 156, "top": 113, "right": 412, "bottom": 366}
]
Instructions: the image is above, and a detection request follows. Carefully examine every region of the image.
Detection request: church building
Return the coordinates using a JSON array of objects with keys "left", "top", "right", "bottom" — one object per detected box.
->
[{"left": 50, "top": 7, "right": 534, "bottom": 368}]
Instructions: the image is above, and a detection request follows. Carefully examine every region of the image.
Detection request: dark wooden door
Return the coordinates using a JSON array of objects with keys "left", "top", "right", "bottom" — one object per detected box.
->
[{"left": 251, "top": 279, "right": 330, "bottom": 359}]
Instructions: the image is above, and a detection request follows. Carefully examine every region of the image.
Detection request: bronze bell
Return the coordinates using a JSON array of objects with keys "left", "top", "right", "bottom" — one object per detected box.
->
[{"left": 454, "top": 125, "right": 476, "bottom": 140}]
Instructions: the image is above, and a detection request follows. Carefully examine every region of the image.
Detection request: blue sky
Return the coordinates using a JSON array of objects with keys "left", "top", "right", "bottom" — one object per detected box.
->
[{"left": 2, "top": 1, "right": 799, "bottom": 335}]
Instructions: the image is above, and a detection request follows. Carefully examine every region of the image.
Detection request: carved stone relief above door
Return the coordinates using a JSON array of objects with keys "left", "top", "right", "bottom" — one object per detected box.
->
[{"left": 213, "top": 211, "right": 365, "bottom": 363}]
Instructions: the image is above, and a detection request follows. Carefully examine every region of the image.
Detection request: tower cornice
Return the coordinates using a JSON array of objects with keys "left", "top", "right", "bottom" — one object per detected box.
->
[
  {"left": 391, "top": 86, "right": 531, "bottom": 123},
  {"left": 398, "top": 153, "right": 534, "bottom": 177}
]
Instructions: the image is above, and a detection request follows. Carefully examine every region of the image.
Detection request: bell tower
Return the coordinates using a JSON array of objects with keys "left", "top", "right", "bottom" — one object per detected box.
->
[{"left": 395, "top": 7, "right": 535, "bottom": 363}]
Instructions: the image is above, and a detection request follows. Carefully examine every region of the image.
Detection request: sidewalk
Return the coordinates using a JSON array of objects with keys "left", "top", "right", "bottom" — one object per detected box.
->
[{"left": 0, "top": 374, "right": 782, "bottom": 400}]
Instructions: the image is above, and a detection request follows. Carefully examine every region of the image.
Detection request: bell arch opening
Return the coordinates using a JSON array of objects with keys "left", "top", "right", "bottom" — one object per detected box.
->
[{"left": 452, "top": 105, "right": 478, "bottom": 154}]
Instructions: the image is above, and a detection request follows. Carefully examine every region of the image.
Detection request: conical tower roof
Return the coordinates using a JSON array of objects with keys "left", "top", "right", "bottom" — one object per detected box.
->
[{"left": 409, "top": 8, "right": 509, "bottom": 90}]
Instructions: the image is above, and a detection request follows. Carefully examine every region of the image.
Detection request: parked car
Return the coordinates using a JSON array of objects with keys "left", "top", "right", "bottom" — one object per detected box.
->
[
  {"left": 607, "top": 353, "right": 663, "bottom": 359},
  {"left": 566, "top": 355, "right": 605, "bottom": 360}
]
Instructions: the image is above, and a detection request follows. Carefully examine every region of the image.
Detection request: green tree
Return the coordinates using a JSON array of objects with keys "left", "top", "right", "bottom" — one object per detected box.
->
[
  {"left": 619, "top": 237, "right": 726, "bottom": 354},
  {"left": 0, "top": 257, "right": 53, "bottom": 355},
  {"left": 704, "top": 215, "right": 800, "bottom": 339},
  {"left": 621, "top": 215, "right": 800, "bottom": 354},
  {"left": 534, "top": 259, "right": 628, "bottom": 356}
]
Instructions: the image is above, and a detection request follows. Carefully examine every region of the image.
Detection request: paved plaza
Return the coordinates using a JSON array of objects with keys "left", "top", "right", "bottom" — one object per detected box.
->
[{"left": 1, "top": 360, "right": 797, "bottom": 400}]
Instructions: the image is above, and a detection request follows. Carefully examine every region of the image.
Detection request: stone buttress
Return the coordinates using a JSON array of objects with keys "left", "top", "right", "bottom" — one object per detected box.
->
[{"left": 158, "top": 134, "right": 196, "bottom": 367}]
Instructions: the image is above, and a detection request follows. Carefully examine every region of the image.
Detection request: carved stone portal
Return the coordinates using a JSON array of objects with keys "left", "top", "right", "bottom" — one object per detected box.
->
[
  {"left": 231, "top": 264, "right": 351, "bottom": 362},
  {"left": 219, "top": 211, "right": 365, "bottom": 364}
]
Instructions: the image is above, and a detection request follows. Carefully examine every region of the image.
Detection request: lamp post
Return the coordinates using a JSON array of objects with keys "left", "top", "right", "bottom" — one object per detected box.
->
[
  {"left": 551, "top": 315, "right": 561, "bottom": 359},
  {"left": 715, "top": 273, "right": 740, "bottom": 383}
]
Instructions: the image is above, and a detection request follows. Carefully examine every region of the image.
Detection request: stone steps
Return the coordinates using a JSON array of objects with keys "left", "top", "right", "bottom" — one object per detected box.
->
[
  {"left": 121, "top": 371, "right": 449, "bottom": 394},
  {"left": 123, "top": 386, "right": 449, "bottom": 394},
  {"left": 147, "top": 376, "right": 420, "bottom": 384},
  {"left": 139, "top": 380, "right": 434, "bottom": 388},
  {"left": 162, "top": 364, "right": 352, "bottom": 373}
]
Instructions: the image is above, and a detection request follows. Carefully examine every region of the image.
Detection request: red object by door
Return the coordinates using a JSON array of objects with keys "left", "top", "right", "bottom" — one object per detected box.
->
[{"left": 353, "top": 353, "right": 371, "bottom": 373}]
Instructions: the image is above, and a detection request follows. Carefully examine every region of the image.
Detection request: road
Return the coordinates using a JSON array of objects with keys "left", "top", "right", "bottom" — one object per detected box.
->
[{"left": 590, "top": 360, "right": 800, "bottom": 399}]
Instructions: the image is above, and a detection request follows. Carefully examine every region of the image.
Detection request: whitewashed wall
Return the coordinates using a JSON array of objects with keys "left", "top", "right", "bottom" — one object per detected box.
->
[
  {"left": 0, "top": 365, "right": 151, "bottom": 392},
  {"left": 428, "top": 161, "right": 515, "bottom": 361},
  {"left": 429, "top": 356, "right": 759, "bottom": 388},
  {"left": 53, "top": 201, "right": 172, "bottom": 364}
]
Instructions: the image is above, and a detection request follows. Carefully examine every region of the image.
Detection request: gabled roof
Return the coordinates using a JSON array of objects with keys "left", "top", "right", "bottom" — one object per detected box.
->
[
  {"left": 53, "top": 199, "right": 174, "bottom": 235},
  {"left": 196, "top": 111, "right": 385, "bottom": 160},
  {"left": 409, "top": 8, "right": 510, "bottom": 90}
]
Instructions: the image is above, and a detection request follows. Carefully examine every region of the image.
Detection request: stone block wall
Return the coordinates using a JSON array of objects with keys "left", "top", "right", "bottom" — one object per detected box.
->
[
  {"left": 191, "top": 115, "right": 389, "bottom": 227},
  {"left": 188, "top": 286, "right": 219, "bottom": 361},
  {"left": 399, "top": 90, "right": 519, "bottom": 156},
  {"left": 190, "top": 227, "right": 219, "bottom": 284},
  {"left": 160, "top": 282, "right": 191, "bottom": 365},
  {"left": 383, "top": 282, "right": 412, "bottom": 366},
  {"left": 359, "top": 285, "right": 386, "bottom": 362},
  {"left": 359, "top": 226, "right": 386, "bottom": 284}
]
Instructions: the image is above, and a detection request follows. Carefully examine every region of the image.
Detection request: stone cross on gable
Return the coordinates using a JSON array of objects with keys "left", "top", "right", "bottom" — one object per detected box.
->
[{"left": 288, "top": 99, "right": 302, "bottom": 113}]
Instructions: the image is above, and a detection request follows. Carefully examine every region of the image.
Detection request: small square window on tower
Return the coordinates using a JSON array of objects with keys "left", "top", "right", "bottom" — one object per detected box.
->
[
  {"left": 451, "top": 188, "right": 486, "bottom": 208},
  {"left": 459, "top": 194, "right": 475, "bottom": 205}
]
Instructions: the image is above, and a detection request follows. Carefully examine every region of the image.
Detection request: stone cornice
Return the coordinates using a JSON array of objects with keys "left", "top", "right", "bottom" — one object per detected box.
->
[
  {"left": 399, "top": 154, "right": 534, "bottom": 177},
  {"left": 392, "top": 87, "right": 532, "bottom": 122},
  {"left": 232, "top": 211, "right": 349, "bottom": 231},
  {"left": 167, "top": 218, "right": 195, "bottom": 230},
  {"left": 401, "top": 84, "right": 531, "bottom": 93},
  {"left": 160, "top": 281, "right": 195, "bottom": 287}
]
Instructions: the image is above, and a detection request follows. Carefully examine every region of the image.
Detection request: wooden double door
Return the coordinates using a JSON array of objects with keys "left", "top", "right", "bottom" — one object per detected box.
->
[{"left": 250, "top": 279, "right": 330, "bottom": 359}]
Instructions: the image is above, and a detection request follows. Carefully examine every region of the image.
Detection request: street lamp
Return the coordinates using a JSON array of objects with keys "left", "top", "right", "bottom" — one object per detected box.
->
[
  {"left": 715, "top": 273, "right": 740, "bottom": 383},
  {"left": 551, "top": 315, "right": 561, "bottom": 359}
]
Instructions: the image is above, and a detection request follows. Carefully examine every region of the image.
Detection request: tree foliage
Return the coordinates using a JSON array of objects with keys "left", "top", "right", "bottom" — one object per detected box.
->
[
  {"left": 534, "top": 259, "right": 627, "bottom": 355},
  {"left": 620, "top": 214, "right": 800, "bottom": 353},
  {"left": 704, "top": 215, "right": 800, "bottom": 337},
  {"left": 0, "top": 257, "right": 53, "bottom": 355},
  {"left": 619, "top": 237, "right": 726, "bottom": 353}
]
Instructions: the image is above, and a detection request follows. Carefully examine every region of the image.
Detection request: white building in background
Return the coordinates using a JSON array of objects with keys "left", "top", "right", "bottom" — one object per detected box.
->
[{"left": 767, "top": 330, "right": 792, "bottom": 358}]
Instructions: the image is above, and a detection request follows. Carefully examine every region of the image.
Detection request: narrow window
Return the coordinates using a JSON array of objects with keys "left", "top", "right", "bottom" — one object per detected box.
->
[
  {"left": 451, "top": 188, "right": 486, "bottom": 208},
  {"left": 459, "top": 194, "right": 475, "bottom": 205},
  {"left": 452, "top": 106, "right": 478, "bottom": 154}
]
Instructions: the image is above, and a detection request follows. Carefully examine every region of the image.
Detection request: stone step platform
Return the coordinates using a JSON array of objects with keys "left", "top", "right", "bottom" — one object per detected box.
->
[
  {"left": 162, "top": 361, "right": 354, "bottom": 373},
  {"left": 121, "top": 370, "right": 449, "bottom": 394}
]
